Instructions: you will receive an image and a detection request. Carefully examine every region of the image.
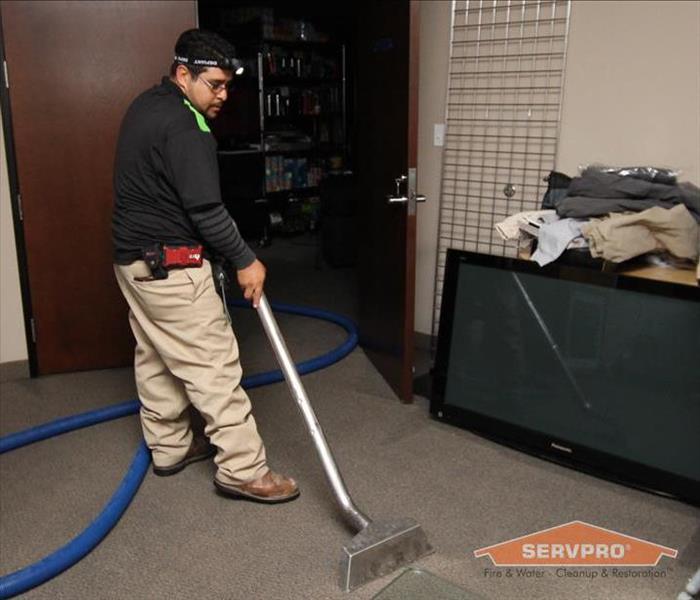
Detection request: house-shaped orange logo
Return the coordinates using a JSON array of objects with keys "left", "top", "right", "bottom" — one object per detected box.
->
[{"left": 474, "top": 521, "right": 678, "bottom": 566}]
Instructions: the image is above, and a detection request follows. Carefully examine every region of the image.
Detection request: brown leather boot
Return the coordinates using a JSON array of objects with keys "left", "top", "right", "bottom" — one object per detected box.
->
[
  {"left": 214, "top": 470, "right": 300, "bottom": 504},
  {"left": 152, "top": 436, "right": 216, "bottom": 477}
]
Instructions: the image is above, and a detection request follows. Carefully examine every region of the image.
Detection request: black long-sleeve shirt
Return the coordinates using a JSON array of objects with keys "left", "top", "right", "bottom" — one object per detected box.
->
[{"left": 112, "top": 77, "right": 255, "bottom": 270}]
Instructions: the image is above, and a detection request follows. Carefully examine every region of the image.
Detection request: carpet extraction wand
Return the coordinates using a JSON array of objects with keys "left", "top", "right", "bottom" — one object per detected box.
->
[{"left": 255, "top": 294, "right": 433, "bottom": 591}]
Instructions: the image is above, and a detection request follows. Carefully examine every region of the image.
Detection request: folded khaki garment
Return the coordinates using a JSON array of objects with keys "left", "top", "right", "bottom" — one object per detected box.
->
[{"left": 582, "top": 204, "right": 699, "bottom": 263}]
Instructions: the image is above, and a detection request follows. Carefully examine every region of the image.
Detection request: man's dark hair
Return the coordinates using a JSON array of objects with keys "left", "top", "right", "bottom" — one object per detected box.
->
[{"left": 170, "top": 29, "right": 237, "bottom": 77}]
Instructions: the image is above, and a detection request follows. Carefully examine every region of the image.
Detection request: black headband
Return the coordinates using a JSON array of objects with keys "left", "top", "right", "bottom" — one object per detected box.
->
[{"left": 174, "top": 55, "right": 243, "bottom": 73}]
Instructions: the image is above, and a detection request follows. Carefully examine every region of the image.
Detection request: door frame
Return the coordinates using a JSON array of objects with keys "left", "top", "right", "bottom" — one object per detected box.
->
[
  {"left": 403, "top": 0, "right": 420, "bottom": 401},
  {"left": 0, "top": 12, "right": 37, "bottom": 375}
]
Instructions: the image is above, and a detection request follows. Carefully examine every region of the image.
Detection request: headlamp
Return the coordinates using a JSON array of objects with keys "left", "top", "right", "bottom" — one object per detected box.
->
[{"left": 174, "top": 55, "right": 244, "bottom": 76}]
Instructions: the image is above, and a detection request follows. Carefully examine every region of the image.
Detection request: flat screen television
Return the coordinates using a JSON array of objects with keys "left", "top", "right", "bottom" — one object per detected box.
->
[{"left": 431, "top": 250, "right": 700, "bottom": 505}]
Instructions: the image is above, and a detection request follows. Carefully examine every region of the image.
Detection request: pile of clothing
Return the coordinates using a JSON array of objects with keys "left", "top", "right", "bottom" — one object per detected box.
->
[{"left": 495, "top": 165, "right": 700, "bottom": 275}]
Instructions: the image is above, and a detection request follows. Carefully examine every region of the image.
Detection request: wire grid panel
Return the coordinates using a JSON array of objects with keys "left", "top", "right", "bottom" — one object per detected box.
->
[{"left": 433, "top": 0, "right": 570, "bottom": 336}]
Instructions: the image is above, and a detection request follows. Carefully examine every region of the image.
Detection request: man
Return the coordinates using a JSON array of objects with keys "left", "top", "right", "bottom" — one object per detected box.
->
[{"left": 112, "top": 29, "right": 298, "bottom": 503}]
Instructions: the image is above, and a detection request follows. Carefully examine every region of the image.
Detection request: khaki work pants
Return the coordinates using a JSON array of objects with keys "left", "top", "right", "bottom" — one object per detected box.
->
[{"left": 114, "top": 260, "right": 268, "bottom": 484}]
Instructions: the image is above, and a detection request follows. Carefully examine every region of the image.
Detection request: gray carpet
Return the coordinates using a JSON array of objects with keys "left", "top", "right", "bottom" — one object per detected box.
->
[{"left": 1, "top": 235, "right": 698, "bottom": 599}]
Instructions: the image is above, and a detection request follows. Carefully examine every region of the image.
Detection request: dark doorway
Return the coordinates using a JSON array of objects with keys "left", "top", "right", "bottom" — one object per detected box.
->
[{"left": 199, "top": 1, "right": 420, "bottom": 401}]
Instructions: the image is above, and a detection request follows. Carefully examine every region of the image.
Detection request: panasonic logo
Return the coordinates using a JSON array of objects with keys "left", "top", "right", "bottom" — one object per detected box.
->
[{"left": 522, "top": 543, "right": 626, "bottom": 559}]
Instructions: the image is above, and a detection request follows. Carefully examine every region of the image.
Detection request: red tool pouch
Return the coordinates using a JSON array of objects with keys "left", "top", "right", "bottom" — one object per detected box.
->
[{"left": 162, "top": 245, "right": 204, "bottom": 269}]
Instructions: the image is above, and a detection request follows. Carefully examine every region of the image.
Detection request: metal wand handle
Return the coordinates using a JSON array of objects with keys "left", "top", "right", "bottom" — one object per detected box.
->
[{"left": 255, "top": 293, "right": 371, "bottom": 532}]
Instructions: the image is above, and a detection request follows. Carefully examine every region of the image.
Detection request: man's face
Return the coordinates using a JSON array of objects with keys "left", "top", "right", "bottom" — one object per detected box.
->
[{"left": 175, "top": 65, "right": 232, "bottom": 119}]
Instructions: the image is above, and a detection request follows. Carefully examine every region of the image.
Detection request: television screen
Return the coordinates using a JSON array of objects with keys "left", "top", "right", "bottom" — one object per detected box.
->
[{"left": 432, "top": 250, "right": 700, "bottom": 504}]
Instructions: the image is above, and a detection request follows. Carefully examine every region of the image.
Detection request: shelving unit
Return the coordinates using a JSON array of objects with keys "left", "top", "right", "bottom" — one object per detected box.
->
[
  {"left": 212, "top": 23, "right": 348, "bottom": 245},
  {"left": 257, "top": 45, "right": 346, "bottom": 166},
  {"left": 217, "top": 148, "right": 262, "bottom": 156}
]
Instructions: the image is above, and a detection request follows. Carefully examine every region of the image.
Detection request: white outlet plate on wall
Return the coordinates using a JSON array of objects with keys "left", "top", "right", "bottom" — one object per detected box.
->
[{"left": 433, "top": 123, "right": 445, "bottom": 147}]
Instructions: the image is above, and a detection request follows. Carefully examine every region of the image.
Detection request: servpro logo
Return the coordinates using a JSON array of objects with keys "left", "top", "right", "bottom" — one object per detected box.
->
[{"left": 474, "top": 521, "right": 678, "bottom": 567}]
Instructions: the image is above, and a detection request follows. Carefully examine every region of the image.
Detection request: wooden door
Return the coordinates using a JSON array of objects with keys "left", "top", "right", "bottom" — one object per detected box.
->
[
  {"left": 356, "top": 1, "right": 420, "bottom": 402},
  {"left": 0, "top": 1, "right": 196, "bottom": 375}
]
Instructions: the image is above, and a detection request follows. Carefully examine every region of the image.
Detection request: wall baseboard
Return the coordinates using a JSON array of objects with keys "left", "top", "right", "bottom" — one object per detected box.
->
[{"left": 0, "top": 359, "right": 29, "bottom": 383}]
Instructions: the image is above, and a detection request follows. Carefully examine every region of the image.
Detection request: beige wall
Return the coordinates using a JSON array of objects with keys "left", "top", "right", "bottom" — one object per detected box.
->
[
  {"left": 557, "top": 0, "right": 700, "bottom": 184},
  {"left": 416, "top": 0, "right": 451, "bottom": 336},
  {"left": 415, "top": 0, "right": 700, "bottom": 336},
  {"left": 1, "top": 109, "right": 28, "bottom": 362}
]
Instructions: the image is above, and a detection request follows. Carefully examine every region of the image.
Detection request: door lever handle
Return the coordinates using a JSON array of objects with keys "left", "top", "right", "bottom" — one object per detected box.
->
[
  {"left": 386, "top": 193, "right": 427, "bottom": 205},
  {"left": 386, "top": 173, "right": 426, "bottom": 205}
]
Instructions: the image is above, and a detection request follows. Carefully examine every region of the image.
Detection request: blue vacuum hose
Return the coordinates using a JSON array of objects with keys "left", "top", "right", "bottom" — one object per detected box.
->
[
  {"left": 0, "top": 301, "right": 358, "bottom": 599},
  {"left": 0, "top": 442, "right": 151, "bottom": 600}
]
